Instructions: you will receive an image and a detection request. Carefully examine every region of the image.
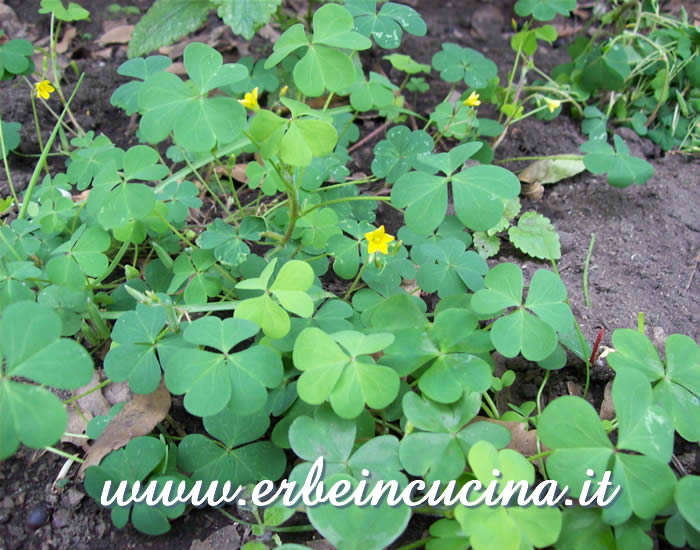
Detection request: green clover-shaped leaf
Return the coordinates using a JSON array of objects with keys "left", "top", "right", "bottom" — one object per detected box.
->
[
  {"left": 104, "top": 303, "right": 166, "bottom": 394},
  {"left": 415, "top": 238, "right": 487, "bottom": 297},
  {"left": 138, "top": 42, "right": 248, "bottom": 152},
  {"left": 84, "top": 437, "right": 181, "bottom": 535},
  {"left": 235, "top": 259, "right": 315, "bottom": 339},
  {"left": 293, "top": 327, "right": 398, "bottom": 418},
  {"left": 0, "top": 302, "right": 93, "bottom": 459},
  {"left": 581, "top": 134, "right": 654, "bottom": 188},
  {"left": 432, "top": 43, "right": 497, "bottom": 88},
  {"left": 471, "top": 263, "right": 573, "bottom": 361},
  {"left": 264, "top": 4, "right": 371, "bottom": 97},
  {"left": 345, "top": 0, "right": 427, "bottom": 49},
  {"left": 455, "top": 440, "right": 562, "bottom": 550},
  {"left": 161, "top": 317, "right": 283, "bottom": 417},
  {"left": 372, "top": 125, "right": 433, "bottom": 183},
  {"left": 399, "top": 392, "right": 510, "bottom": 484},
  {"left": 178, "top": 407, "right": 286, "bottom": 495},
  {"left": 111, "top": 56, "right": 172, "bottom": 115},
  {"left": 514, "top": 0, "right": 576, "bottom": 21},
  {"left": 539, "top": 392, "right": 676, "bottom": 524},
  {"left": 607, "top": 329, "right": 700, "bottom": 442}
]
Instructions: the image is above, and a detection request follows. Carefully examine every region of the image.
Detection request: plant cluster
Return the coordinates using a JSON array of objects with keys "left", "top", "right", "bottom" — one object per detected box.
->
[{"left": 0, "top": 0, "right": 698, "bottom": 549}]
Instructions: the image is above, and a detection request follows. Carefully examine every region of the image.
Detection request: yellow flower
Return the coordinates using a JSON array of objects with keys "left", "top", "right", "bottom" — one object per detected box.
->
[
  {"left": 545, "top": 97, "right": 561, "bottom": 113},
  {"left": 364, "top": 225, "right": 395, "bottom": 255},
  {"left": 35, "top": 80, "right": 55, "bottom": 100},
  {"left": 280, "top": 85, "right": 288, "bottom": 97},
  {"left": 464, "top": 91, "right": 481, "bottom": 107},
  {"left": 239, "top": 87, "right": 260, "bottom": 111}
]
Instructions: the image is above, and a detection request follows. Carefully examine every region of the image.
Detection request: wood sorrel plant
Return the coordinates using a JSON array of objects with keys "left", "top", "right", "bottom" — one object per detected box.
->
[{"left": 1, "top": 0, "right": 699, "bottom": 548}]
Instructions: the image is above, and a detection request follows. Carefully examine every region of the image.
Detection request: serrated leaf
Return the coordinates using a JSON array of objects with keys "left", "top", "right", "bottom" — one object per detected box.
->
[
  {"left": 128, "top": 0, "right": 212, "bottom": 57},
  {"left": 213, "top": 0, "right": 282, "bottom": 40},
  {"left": 508, "top": 211, "right": 561, "bottom": 260}
]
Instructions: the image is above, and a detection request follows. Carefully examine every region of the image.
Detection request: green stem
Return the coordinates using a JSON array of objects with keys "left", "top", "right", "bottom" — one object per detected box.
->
[
  {"left": 45, "top": 446, "right": 84, "bottom": 463},
  {"left": 178, "top": 143, "right": 232, "bottom": 217},
  {"left": 93, "top": 240, "right": 130, "bottom": 287},
  {"left": 216, "top": 508, "right": 315, "bottom": 533},
  {"left": 18, "top": 73, "right": 84, "bottom": 220},
  {"left": 394, "top": 538, "right": 434, "bottom": 550},
  {"left": 483, "top": 392, "right": 500, "bottom": 419},
  {"left": 29, "top": 93, "right": 50, "bottom": 178},
  {"left": 0, "top": 112, "right": 20, "bottom": 211},
  {"left": 343, "top": 258, "right": 371, "bottom": 301},
  {"left": 302, "top": 195, "right": 390, "bottom": 217},
  {"left": 496, "top": 154, "right": 584, "bottom": 164}
]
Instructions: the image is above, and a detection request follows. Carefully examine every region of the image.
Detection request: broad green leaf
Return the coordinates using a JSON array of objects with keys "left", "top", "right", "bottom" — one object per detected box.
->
[
  {"left": 111, "top": 56, "right": 172, "bottom": 115},
  {"left": 456, "top": 441, "right": 562, "bottom": 550},
  {"left": 451, "top": 165, "right": 521, "bottom": 232},
  {"left": 511, "top": 24, "right": 558, "bottom": 55},
  {"left": 608, "top": 330, "right": 700, "bottom": 442},
  {"left": 0, "top": 39, "right": 34, "bottom": 77},
  {"left": 138, "top": 43, "right": 247, "bottom": 152},
  {"left": 128, "top": 0, "right": 212, "bottom": 57},
  {"left": 84, "top": 437, "right": 183, "bottom": 534},
  {"left": 0, "top": 121, "right": 21, "bottom": 152},
  {"left": 0, "top": 301, "right": 93, "bottom": 388},
  {"left": 372, "top": 125, "right": 433, "bottom": 183},
  {"left": 432, "top": 43, "right": 497, "bottom": 88},
  {"left": 399, "top": 393, "right": 509, "bottom": 484},
  {"left": 104, "top": 304, "right": 166, "bottom": 394},
  {"left": 613, "top": 368, "right": 673, "bottom": 463},
  {"left": 0, "top": 381, "right": 68, "bottom": 459},
  {"left": 508, "top": 211, "right": 561, "bottom": 260},
  {"left": 178, "top": 408, "right": 286, "bottom": 492},
  {"left": 163, "top": 318, "right": 282, "bottom": 416},
  {"left": 581, "top": 134, "right": 654, "bottom": 188},
  {"left": 346, "top": 0, "right": 427, "bottom": 49},
  {"left": 539, "top": 396, "right": 614, "bottom": 498},
  {"left": 307, "top": 473, "right": 411, "bottom": 550},
  {"left": 676, "top": 476, "right": 700, "bottom": 532},
  {"left": 39, "top": 0, "right": 89, "bottom": 21},
  {"left": 514, "top": 0, "right": 576, "bottom": 20},
  {"left": 383, "top": 53, "right": 430, "bottom": 74},
  {"left": 415, "top": 238, "right": 487, "bottom": 297},
  {"left": 213, "top": 0, "right": 282, "bottom": 40},
  {"left": 293, "top": 327, "right": 399, "bottom": 418}
]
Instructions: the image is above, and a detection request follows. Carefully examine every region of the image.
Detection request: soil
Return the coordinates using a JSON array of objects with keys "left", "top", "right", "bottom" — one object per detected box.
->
[{"left": 0, "top": 0, "right": 698, "bottom": 549}]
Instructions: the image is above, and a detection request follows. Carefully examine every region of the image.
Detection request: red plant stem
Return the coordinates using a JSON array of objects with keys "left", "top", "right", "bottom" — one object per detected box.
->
[
  {"left": 589, "top": 328, "right": 605, "bottom": 366},
  {"left": 348, "top": 121, "right": 389, "bottom": 153}
]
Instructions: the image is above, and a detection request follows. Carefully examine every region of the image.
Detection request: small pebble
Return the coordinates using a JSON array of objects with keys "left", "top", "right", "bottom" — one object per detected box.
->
[{"left": 26, "top": 502, "right": 50, "bottom": 530}]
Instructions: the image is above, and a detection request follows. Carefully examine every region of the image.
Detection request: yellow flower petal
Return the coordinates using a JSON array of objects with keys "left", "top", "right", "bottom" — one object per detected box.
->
[
  {"left": 545, "top": 97, "right": 561, "bottom": 113},
  {"left": 364, "top": 225, "right": 395, "bottom": 255},
  {"left": 239, "top": 87, "right": 260, "bottom": 111},
  {"left": 35, "top": 80, "right": 55, "bottom": 100},
  {"left": 463, "top": 91, "right": 481, "bottom": 107}
]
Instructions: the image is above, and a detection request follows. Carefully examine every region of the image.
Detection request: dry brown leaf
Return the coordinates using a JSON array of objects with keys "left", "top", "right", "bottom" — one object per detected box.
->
[
  {"left": 97, "top": 24, "right": 134, "bottom": 46},
  {"left": 56, "top": 26, "right": 77, "bottom": 54},
  {"left": 215, "top": 163, "right": 249, "bottom": 184},
  {"left": 599, "top": 380, "right": 615, "bottom": 420},
  {"left": 566, "top": 381, "right": 583, "bottom": 397},
  {"left": 78, "top": 380, "right": 171, "bottom": 479},
  {"left": 60, "top": 372, "right": 112, "bottom": 448},
  {"left": 166, "top": 62, "right": 187, "bottom": 75},
  {"left": 470, "top": 416, "right": 540, "bottom": 457},
  {"left": 521, "top": 182, "right": 544, "bottom": 200}
]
